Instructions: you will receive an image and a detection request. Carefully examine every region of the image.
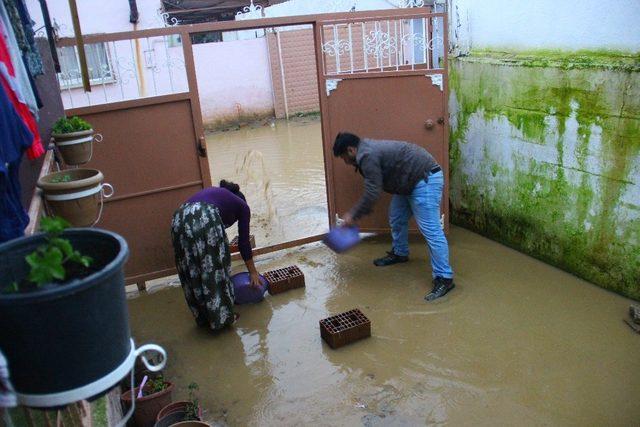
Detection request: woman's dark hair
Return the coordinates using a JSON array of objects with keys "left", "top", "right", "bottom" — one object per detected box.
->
[
  {"left": 333, "top": 132, "right": 361, "bottom": 157},
  {"left": 219, "top": 179, "right": 246, "bottom": 202}
]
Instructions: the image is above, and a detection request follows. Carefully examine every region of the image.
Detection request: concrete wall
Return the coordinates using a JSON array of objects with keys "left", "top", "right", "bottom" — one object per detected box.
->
[
  {"left": 194, "top": 38, "right": 275, "bottom": 128},
  {"left": 449, "top": 0, "right": 640, "bottom": 53},
  {"left": 448, "top": 0, "right": 640, "bottom": 299}
]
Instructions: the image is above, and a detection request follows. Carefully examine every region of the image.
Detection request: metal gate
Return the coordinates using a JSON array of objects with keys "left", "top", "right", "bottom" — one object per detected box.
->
[
  {"left": 55, "top": 7, "right": 447, "bottom": 286},
  {"left": 316, "top": 9, "right": 449, "bottom": 232}
]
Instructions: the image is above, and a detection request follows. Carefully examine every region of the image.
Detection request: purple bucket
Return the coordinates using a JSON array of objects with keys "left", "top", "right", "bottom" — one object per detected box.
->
[
  {"left": 323, "top": 226, "right": 361, "bottom": 253},
  {"left": 231, "top": 272, "right": 268, "bottom": 304}
]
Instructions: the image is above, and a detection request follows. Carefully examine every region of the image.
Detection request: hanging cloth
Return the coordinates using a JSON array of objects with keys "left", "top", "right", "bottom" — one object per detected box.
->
[
  {"left": 0, "top": 0, "right": 37, "bottom": 114},
  {"left": 0, "top": 83, "right": 33, "bottom": 243},
  {"left": 3, "top": 0, "right": 43, "bottom": 76},
  {"left": 0, "top": 18, "right": 42, "bottom": 159}
]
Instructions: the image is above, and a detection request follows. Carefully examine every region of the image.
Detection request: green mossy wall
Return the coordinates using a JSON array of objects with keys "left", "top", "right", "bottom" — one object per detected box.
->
[{"left": 449, "top": 50, "right": 640, "bottom": 299}]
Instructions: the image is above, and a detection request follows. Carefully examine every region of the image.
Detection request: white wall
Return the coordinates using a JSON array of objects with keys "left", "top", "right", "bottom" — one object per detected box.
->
[
  {"left": 193, "top": 38, "right": 275, "bottom": 125},
  {"left": 26, "top": 0, "right": 275, "bottom": 124},
  {"left": 450, "top": 0, "right": 640, "bottom": 53},
  {"left": 26, "top": 0, "right": 165, "bottom": 36}
]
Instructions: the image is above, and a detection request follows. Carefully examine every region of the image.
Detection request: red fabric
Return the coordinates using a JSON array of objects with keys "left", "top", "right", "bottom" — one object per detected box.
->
[{"left": 0, "top": 23, "right": 43, "bottom": 160}]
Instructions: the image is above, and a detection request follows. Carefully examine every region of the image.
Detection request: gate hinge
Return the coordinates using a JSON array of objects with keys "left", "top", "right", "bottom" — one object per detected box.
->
[{"left": 197, "top": 136, "right": 207, "bottom": 157}]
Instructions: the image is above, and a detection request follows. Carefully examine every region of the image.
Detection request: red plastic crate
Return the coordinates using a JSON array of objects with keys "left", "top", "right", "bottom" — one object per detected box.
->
[
  {"left": 320, "top": 309, "right": 371, "bottom": 349},
  {"left": 229, "top": 234, "right": 255, "bottom": 253},
  {"left": 264, "top": 265, "right": 305, "bottom": 295}
]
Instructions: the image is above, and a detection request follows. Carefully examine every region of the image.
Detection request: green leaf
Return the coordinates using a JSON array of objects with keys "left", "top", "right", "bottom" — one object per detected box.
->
[
  {"left": 79, "top": 256, "right": 93, "bottom": 268},
  {"left": 40, "top": 216, "right": 71, "bottom": 235},
  {"left": 51, "top": 237, "right": 74, "bottom": 258},
  {"left": 27, "top": 247, "right": 65, "bottom": 285}
]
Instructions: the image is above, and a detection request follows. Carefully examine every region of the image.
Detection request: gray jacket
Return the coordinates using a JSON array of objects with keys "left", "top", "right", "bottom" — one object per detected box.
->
[{"left": 350, "top": 138, "right": 438, "bottom": 220}]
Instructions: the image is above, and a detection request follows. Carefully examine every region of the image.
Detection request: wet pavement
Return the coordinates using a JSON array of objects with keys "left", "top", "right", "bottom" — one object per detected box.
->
[{"left": 128, "top": 227, "right": 640, "bottom": 426}]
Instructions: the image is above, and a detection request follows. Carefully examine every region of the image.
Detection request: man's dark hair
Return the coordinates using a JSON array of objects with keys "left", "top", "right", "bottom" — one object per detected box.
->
[{"left": 333, "top": 132, "right": 361, "bottom": 157}]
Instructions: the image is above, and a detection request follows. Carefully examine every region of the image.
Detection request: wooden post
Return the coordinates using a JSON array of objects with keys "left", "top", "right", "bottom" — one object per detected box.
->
[{"left": 67, "top": 0, "right": 91, "bottom": 92}]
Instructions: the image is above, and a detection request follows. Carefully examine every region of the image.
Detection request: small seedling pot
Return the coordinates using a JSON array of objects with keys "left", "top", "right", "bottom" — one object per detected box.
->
[
  {"left": 52, "top": 129, "right": 100, "bottom": 166},
  {"left": 37, "top": 168, "right": 113, "bottom": 227},
  {"left": 122, "top": 382, "right": 174, "bottom": 427},
  {"left": 155, "top": 401, "right": 203, "bottom": 427},
  {"left": 0, "top": 229, "right": 131, "bottom": 407}
]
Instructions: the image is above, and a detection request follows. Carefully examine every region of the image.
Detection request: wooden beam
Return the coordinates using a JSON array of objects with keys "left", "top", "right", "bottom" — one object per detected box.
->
[{"left": 67, "top": 0, "right": 91, "bottom": 92}]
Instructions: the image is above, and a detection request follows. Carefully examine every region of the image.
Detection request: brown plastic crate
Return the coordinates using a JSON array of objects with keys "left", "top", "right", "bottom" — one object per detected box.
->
[
  {"left": 264, "top": 265, "right": 305, "bottom": 295},
  {"left": 320, "top": 308, "right": 371, "bottom": 349},
  {"left": 229, "top": 234, "right": 255, "bottom": 253}
]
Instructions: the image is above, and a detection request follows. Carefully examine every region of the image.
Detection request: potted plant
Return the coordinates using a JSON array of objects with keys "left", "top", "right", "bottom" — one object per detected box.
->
[
  {"left": 51, "top": 116, "right": 99, "bottom": 166},
  {"left": 155, "top": 382, "right": 204, "bottom": 427},
  {"left": 121, "top": 375, "right": 174, "bottom": 427},
  {"left": 0, "top": 217, "right": 132, "bottom": 408},
  {"left": 37, "top": 168, "right": 113, "bottom": 227}
]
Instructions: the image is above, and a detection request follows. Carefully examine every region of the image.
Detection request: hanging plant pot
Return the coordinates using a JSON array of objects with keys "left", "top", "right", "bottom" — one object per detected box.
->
[
  {"left": 37, "top": 168, "right": 113, "bottom": 227},
  {"left": 51, "top": 116, "right": 100, "bottom": 166},
  {"left": 0, "top": 229, "right": 136, "bottom": 407},
  {"left": 52, "top": 129, "right": 102, "bottom": 166}
]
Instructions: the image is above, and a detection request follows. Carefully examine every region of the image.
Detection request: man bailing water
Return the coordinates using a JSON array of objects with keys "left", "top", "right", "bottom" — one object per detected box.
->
[{"left": 333, "top": 132, "right": 455, "bottom": 301}]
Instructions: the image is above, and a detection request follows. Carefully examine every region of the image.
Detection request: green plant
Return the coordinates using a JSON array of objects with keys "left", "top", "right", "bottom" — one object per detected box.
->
[
  {"left": 185, "top": 382, "right": 200, "bottom": 421},
  {"left": 145, "top": 375, "right": 169, "bottom": 395},
  {"left": 52, "top": 116, "right": 92, "bottom": 134},
  {"left": 25, "top": 217, "right": 93, "bottom": 287},
  {"left": 50, "top": 174, "right": 73, "bottom": 183}
]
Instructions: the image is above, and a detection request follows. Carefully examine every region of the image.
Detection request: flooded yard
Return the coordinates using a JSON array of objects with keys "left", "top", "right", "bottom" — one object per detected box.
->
[
  {"left": 205, "top": 116, "right": 327, "bottom": 247},
  {"left": 125, "top": 117, "right": 640, "bottom": 425}
]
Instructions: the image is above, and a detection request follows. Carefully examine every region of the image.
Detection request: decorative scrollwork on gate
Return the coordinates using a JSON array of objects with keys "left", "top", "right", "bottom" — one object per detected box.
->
[
  {"left": 364, "top": 30, "right": 398, "bottom": 60},
  {"left": 398, "top": 0, "right": 426, "bottom": 8},
  {"left": 237, "top": 0, "right": 262, "bottom": 16},
  {"left": 322, "top": 39, "right": 352, "bottom": 57}
]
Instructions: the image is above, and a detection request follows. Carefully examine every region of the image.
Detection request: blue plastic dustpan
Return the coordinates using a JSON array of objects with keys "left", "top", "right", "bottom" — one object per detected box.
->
[{"left": 323, "top": 226, "right": 361, "bottom": 253}]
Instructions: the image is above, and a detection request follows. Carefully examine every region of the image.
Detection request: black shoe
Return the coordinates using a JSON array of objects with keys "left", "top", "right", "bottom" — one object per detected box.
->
[
  {"left": 373, "top": 251, "right": 409, "bottom": 267},
  {"left": 425, "top": 277, "right": 455, "bottom": 301}
]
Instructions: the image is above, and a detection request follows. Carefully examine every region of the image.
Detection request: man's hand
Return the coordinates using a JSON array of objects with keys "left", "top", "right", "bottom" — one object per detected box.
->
[{"left": 341, "top": 212, "right": 354, "bottom": 227}]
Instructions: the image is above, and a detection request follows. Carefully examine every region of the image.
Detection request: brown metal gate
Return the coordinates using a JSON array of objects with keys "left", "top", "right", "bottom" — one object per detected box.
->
[
  {"left": 58, "top": 32, "right": 211, "bottom": 286},
  {"left": 55, "top": 8, "right": 446, "bottom": 286},
  {"left": 315, "top": 10, "right": 449, "bottom": 233}
]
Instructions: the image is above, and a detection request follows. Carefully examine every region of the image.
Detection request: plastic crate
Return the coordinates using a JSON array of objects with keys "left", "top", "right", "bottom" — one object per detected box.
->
[
  {"left": 229, "top": 234, "right": 255, "bottom": 253},
  {"left": 320, "top": 309, "right": 371, "bottom": 349},
  {"left": 264, "top": 265, "right": 305, "bottom": 295}
]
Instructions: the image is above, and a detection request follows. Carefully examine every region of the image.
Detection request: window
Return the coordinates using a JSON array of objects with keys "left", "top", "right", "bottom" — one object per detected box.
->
[{"left": 57, "top": 43, "right": 115, "bottom": 89}]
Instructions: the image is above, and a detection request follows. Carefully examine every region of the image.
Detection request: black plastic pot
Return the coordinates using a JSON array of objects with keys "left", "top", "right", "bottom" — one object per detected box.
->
[{"left": 0, "top": 228, "right": 130, "bottom": 407}]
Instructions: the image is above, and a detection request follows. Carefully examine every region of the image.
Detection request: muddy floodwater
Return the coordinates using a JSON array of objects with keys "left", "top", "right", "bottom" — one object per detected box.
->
[
  {"left": 129, "top": 230, "right": 640, "bottom": 425},
  {"left": 129, "top": 119, "right": 640, "bottom": 425},
  {"left": 205, "top": 116, "right": 327, "bottom": 247}
]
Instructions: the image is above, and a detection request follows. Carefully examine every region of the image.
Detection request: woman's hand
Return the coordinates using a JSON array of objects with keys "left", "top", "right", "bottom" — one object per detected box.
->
[{"left": 249, "top": 271, "right": 262, "bottom": 289}]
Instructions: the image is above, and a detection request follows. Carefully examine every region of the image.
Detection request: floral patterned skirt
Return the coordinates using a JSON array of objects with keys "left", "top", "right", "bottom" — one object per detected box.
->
[{"left": 171, "top": 202, "right": 234, "bottom": 330}]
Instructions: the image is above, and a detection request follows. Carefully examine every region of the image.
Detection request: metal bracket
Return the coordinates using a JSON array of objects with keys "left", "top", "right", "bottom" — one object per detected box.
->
[
  {"left": 426, "top": 74, "right": 443, "bottom": 92},
  {"left": 326, "top": 79, "right": 342, "bottom": 96}
]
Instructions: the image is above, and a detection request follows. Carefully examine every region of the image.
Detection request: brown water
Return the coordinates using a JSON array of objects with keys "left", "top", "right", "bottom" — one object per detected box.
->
[
  {"left": 128, "top": 227, "right": 640, "bottom": 426},
  {"left": 205, "top": 116, "right": 327, "bottom": 247}
]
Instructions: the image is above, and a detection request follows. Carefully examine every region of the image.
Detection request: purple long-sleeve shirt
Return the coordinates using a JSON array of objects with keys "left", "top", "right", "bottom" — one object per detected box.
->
[{"left": 187, "top": 187, "right": 253, "bottom": 261}]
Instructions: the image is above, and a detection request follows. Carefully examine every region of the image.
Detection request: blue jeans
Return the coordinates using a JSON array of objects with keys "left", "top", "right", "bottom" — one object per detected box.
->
[{"left": 389, "top": 171, "right": 454, "bottom": 279}]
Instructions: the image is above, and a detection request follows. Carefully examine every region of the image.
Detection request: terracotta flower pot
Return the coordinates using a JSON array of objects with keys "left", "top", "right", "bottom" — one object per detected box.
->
[
  {"left": 52, "top": 129, "right": 97, "bottom": 166},
  {"left": 155, "top": 401, "right": 203, "bottom": 427},
  {"left": 37, "top": 169, "right": 113, "bottom": 227},
  {"left": 121, "top": 382, "right": 174, "bottom": 427}
]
